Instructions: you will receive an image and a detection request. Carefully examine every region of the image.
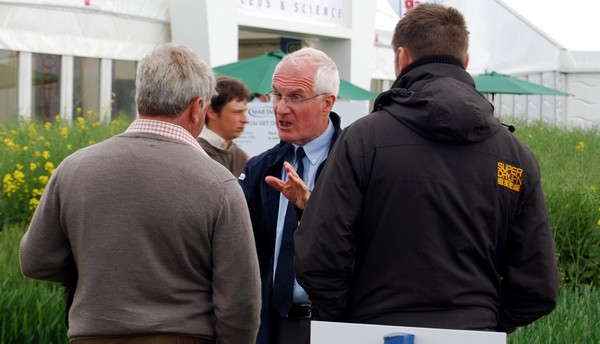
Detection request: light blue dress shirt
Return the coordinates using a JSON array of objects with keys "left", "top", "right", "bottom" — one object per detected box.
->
[{"left": 273, "top": 119, "right": 335, "bottom": 304}]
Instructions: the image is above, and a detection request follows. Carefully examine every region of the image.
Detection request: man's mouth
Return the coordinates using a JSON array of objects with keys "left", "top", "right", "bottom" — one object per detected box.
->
[{"left": 279, "top": 120, "right": 293, "bottom": 128}]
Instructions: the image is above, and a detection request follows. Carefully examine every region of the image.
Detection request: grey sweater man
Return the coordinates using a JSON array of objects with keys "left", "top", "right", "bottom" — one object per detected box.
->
[{"left": 20, "top": 129, "right": 261, "bottom": 343}]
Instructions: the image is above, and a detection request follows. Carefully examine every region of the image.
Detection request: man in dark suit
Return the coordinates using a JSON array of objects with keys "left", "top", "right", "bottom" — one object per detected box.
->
[{"left": 238, "top": 47, "right": 342, "bottom": 344}]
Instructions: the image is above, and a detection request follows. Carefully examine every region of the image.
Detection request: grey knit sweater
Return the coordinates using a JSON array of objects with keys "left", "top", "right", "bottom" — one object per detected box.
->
[{"left": 20, "top": 132, "right": 261, "bottom": 343}]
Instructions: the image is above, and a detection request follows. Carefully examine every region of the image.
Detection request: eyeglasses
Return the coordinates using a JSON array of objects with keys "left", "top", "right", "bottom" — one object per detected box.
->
[{"left": 267, "top": 92, "right": 325, "bottom": 105}]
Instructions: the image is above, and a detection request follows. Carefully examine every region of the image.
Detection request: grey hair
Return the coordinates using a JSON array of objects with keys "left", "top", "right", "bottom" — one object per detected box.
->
[
  {"left": 136, "top": 43, "right": 217, "bottom": 118},
  {"left": 274, "top": 47, "right": 340, "bottom": 96}
]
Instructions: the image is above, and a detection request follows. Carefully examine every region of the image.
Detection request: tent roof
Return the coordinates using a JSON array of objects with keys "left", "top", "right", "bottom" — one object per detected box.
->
[
  {"left": 501, "top": 0, "right": 600, "bottom": 51},
  {"left": 429, "top": 0, "right": 600, "bottom": 75}
]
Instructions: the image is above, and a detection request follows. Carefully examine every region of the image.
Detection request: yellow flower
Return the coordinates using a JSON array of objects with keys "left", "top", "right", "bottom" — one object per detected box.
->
[
  {"left": 30, "top": 163, "right": 37, "bottom": 171},
  {"left": 42, "top": 150, "right": 51, "bottom": 160},
  {"left": 3, "top": 174, "right": 17, "bottom": 197},
  {"left": 29, "top": 197, "right": 40, "bottom": 212},
  {"left": 76, "top": 107, "right": 82, "bottom": 115},
  {"left": 38, "top": 175, "right": 49, "bottom": 185},
  {"left": 22, "top": 145, "right": 29, "bottom": 151},
  {"left": 44, "top": 161, "right": 56, "bottom": 174},
  {"left": 67, "top": 144, "right": 73, "bottom": 151},
  {"left": 44, "top": 122, "right": 52, "bottom": 131},
  {"left": 28, "top": 124, "right": 37, "bottom": 136},
  {"left": 60, "top": 126, "right": 69, "bottom": 139},
  {"left": 575, "top": 141, "right": 585, "bottom": 151},
  {"left": 13, "top": 169, "right": 25, "bottom": 182},
  {"left": 3, "top": 138, "right": 16, "bottom": 148},
  {"left": 32, "top": 188, "right": 44, "bottom": 197},
  {"left": 55, "top": 114, "right": 62, "bottom": 121},
  {"left": 16, "top": 163, "right": 23, "bottom": 171},
  {"left": 77, "top": 116, "right": 86, "bottom": 129}
]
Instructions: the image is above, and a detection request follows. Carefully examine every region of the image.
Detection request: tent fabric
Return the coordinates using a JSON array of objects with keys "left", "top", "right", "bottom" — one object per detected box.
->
[
  {"left": 436, "top": 0, "right": 600, "bottom": 126},
  {"left": 0, "top": 1, "right": 169, "bottom": 61},
  {"left": 474, "top": 72, "right": 571, "bottom": 96},
  {"left": 372, "top": 0, "right": 399, "bottom": 80},
  {"left": 438, "top": 0, "right": 600, "bottom": 75}
]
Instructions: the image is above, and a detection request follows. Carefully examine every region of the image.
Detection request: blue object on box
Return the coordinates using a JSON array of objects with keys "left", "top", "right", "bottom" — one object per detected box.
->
[{"left": 383, "top": 332, "right": 415, "bottom": 344}]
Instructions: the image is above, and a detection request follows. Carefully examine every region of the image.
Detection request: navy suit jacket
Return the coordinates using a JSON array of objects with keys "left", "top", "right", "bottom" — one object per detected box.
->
[{"left": 239, "top": 112, "right": 342, "bottom": 344}]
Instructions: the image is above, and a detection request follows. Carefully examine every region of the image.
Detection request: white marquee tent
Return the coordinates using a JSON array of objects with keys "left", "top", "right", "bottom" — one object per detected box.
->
[
  {"left": 389, "top": 0, "right": 600, "bottom": 127},
  {"left": 1, "top": 0, "right": 598, "bottom": 126},
  {"left": 0, "top": 0, "right": 170, "bottom": 61}
]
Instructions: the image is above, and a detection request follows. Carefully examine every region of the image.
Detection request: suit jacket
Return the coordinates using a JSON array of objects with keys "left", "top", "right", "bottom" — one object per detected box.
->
[{"left": 239, "top": 112, "right": 342, "bottom": 344}]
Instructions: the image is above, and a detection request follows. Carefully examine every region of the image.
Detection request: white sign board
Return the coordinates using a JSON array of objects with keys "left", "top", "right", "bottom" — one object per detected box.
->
[
  {"left": 311, "top": 321, "right": 506, "bottom": 344},
  {"left": 235, "top": 100, "right": 370, "bottom": 158}
]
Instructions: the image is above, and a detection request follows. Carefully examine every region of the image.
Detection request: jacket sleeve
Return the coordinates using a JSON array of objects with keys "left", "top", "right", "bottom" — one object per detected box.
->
[
  {"left": 19, "top": 167, "right": 72, "bottom": 284},
  {"left": 294, "top": 128, "right": 365, "bottom": 321},
  {"left": 498, "top": 158, "right": 559, "bottom": 332},
  {"left": 211, "top": 179, "right": 261, "bottom": 343}
]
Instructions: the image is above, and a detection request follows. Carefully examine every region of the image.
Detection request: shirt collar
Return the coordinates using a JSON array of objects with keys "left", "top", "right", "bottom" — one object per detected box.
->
[
  {"left": 199, "top": 127, "right": 231, "bottom": 150},
  {"left": 293, "top": 119, "right": 334, "bottom": 166},
  {"left": 125, "top": 119, "right": 206, "bottom": 154}
]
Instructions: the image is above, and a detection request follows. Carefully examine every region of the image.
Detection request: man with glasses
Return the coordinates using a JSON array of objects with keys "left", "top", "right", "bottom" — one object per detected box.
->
[{"left": 238, "top": 47, "right": 343, "bottom": 344}]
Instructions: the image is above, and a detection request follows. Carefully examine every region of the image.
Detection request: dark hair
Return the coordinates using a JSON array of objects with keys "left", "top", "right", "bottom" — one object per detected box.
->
[
  {"left": 210, "top": 76, "right": 251, "bottom": 115},
  {"left": 392, "top": 3, "right": 469, "bottom": 62}
]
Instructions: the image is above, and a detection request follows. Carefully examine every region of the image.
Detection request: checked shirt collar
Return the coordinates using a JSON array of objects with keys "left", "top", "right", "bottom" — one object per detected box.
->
[{"left": 125, "top": 119, "right": 206, "bottom": 155}]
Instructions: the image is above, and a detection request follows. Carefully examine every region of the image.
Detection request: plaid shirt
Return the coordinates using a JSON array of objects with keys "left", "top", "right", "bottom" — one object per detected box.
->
[{"left": 125, "top": 119, "right": 206, "bottom": 154}]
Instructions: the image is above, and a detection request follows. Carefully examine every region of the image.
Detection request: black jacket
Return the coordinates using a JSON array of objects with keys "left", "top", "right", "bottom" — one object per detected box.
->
[
  {"left": 295, "top": 56, "right": 559, "bottom": 333},
  {"left": 239, "top": 112, "right": 342, "bottom": 344}
]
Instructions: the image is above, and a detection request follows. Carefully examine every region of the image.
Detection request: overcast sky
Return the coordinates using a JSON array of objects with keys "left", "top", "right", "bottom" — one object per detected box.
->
[{"left": 386, "top": 0, "right": 600, "bottom": 50}]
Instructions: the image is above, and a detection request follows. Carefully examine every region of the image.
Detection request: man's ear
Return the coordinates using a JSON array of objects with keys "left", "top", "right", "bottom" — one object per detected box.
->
[
  {"left": 398, "top": 47, "right": 412, "bottom": 70},
  {"left": 463, "top": 52, "right": 470, "bottom": 70},
  {"left": 395, "top": 47, "right": 413, "bottom": 76},
  {"left": 189, "top": 97, "right": 203, "bottom": 124},
  {"left": 206, "top": 105, "right": 218, "bottom": 121},
  {"left": 322, "top": 94, "right": 336, "bottom": 114}
]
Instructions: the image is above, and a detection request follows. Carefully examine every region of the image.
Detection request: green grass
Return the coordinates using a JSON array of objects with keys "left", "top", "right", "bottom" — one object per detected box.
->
[
  {"left": 512, "top": 121, "right": 600, "bottom": 286},
  {"left": 508, "top": 286, "right": 600, "bottom": 343},
  {"left": 2, "top": 221, "right": 599, "bottom": 343},
  {"left": 0, "top": 222, "right": 67, "bottom": 343},
  {"left": 1, "top": 117, "right": 599, "bottom": 342}
]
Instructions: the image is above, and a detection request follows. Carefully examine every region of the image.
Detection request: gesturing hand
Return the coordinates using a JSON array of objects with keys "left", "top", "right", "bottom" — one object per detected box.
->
[{"left": 265, "top": 161, "right": 311, "bottom": 210}]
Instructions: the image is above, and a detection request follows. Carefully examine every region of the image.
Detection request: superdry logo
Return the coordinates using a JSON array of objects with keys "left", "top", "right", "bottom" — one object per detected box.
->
[{"left": 497, "top": 162, "right": 523, "bottom": 192}]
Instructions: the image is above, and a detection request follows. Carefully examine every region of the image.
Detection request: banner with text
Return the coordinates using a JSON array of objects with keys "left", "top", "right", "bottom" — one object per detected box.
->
[{"left": 239, "top": 0, "right": 347, "bottom": 27}]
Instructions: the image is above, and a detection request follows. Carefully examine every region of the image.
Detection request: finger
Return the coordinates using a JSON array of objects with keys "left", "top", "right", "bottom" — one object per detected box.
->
[
  {"left": 265, "top": 176, "right": 285, "bottom": 192},
  {"left": 283, "top": 161, "right": 298, "bottom": 178}
]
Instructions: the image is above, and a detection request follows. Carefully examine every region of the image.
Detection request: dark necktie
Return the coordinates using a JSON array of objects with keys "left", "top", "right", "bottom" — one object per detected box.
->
[{"left": 273, "top": 146, "right": 306, "bottom": 317}]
